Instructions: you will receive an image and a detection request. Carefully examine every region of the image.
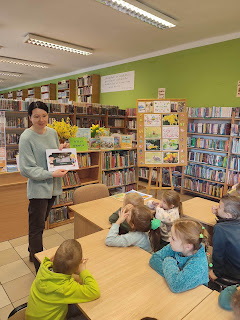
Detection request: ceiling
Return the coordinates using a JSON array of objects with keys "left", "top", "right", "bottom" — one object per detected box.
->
[{"left": 1, "top": 0, "right": 240, "bottom": 90}]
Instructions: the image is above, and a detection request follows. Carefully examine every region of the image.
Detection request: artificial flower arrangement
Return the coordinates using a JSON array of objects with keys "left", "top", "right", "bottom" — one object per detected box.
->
[
  {"left": 47, "top": 117, "right": 78, "bottom": 142},
  {"left": 90, "top": 124, "right": 105, "bottom": 138}
]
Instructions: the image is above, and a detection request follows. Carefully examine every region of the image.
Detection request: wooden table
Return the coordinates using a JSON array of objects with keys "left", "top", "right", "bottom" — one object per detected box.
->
[
  {"left": 36, "top": 229, "right": 212, "bottom": 320},
  {"left": 183, "top": 290, "right": 234, "bottom": 320}
]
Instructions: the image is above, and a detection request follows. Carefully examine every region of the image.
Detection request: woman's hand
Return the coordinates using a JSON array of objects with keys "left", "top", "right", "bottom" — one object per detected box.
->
[
  {"left": 59, "top": 142, "right": 70, "bottom": 151},
  {"left": 52, "top": 169, "right": 68, "bottom": 178}
]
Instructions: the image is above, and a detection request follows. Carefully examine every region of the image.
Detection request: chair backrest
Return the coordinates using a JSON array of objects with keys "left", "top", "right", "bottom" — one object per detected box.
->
[
  {"left": 73, "top": 183, "right": 109, "bottom": 204},
  {"left": 8, "top": 303, "right": 27, "bottom": 320}
]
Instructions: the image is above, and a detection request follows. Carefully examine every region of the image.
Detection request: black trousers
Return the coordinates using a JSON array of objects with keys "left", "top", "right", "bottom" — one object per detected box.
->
[{"left": 28, "top": 197, "right": 56, "bottom": 272}]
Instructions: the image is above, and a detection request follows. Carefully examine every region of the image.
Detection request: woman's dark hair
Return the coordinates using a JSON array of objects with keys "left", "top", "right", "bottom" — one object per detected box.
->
[{"left": 28, "top": 101, "right": 48, "bottom": 116}]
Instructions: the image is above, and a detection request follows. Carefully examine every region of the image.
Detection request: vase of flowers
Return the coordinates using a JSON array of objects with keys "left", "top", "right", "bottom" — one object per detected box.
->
[
  {"left": 47, "top": 117, "right": 78, "bottom": 143},
  {"left": 89, "top": 124, "right": 104, "bottom": 149}
]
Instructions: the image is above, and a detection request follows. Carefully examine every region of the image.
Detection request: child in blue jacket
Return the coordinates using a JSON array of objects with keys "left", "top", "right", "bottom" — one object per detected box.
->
[{"left": 149, "top": 218, "right": 209, "bottom": 293}]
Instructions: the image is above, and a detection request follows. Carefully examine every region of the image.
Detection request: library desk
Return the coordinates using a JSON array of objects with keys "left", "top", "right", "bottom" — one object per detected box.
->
[
  {"left": 182, "top": 290, "right": 234, "bottom": 320},
  {"left": 36, "top": 229, "right": 212, "bottom": 320}
]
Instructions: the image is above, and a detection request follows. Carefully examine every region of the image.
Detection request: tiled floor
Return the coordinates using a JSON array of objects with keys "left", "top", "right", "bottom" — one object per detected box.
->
[
  {"left": 0, "top": 222, "right": 74, "bottom": 320},
  {"left": 0, "top": 190, "right": 193, "bottom": 320}
]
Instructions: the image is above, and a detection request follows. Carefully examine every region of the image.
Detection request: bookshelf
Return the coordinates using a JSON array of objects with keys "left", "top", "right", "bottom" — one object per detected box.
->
[
  {"left": 106, "top": 108, "right": 126, "bottom": 134},
  {"left": 27, "top": 87, "right": 41, "bottom": 99},
  {"left": 101, "top": 148, "right": 137, "bottom": 195},
  {"left": 58, "top": 79, "right": 76, "bottom": 103},
  {"left": 47, "top": 150, "right": 101, "bottom": 229},
  {"left": 126, "top": 108, "right": 137, "bottom": 147},
  {"left": 77, "top": 74, "right": 100, "bottom": 103},
  {"left": 182, "top": 106, "right": 234, "bottom": 200},
  {"left": 75, "top": 103, "right": 106, "bottom": 129},
  {"left": 41, "top": 83, "right": 56, "bottom": 100},
  {"left": 16, "top": 89, "right": 28, "bottom": 101}
]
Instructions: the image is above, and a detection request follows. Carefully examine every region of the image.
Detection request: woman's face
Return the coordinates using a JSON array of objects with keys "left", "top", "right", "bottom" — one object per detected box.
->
[{"left": 30, "top": 108, "right": 48, "bottom": 130}]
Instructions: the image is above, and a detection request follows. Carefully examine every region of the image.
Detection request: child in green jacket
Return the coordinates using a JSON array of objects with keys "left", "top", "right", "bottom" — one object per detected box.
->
[{"left": 26, "top": 239, "right": 100, "bottom": 320}]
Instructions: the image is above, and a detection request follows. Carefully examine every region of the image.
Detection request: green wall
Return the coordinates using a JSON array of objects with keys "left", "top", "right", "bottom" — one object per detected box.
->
[{"left": 2, "top": 38, "right": 240, "bottom": 109}]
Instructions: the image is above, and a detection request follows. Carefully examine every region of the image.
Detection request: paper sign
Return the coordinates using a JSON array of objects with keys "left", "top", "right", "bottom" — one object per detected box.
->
[{"left": 69, "top": 137, "right": 88, "bottom": 152}]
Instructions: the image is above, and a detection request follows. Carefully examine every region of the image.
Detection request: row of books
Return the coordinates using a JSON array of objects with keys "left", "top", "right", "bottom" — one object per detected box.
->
[
  {"left": 77, "top": 87, "right": 92, "bottom": 96},
  {"left": 62, "top": 171, "right": 81, "bottom": 187},
  {"left": 126, "top": 108, "right": 137, "bottom": 117},
  {"left": 102, "top": 168, "right": 136, "bottom": 187},
  {"left": 58, "top": 82, "right": 69, "bottom": 90},
  {"left": 6, "top": 149, "right": 18, "bottom": 161},
  {"left": 77, "top": 76, "right": 93, "bottom": 87},
  {"left": 6, "top": 133, "right": 21, "bottom": 144},
  {"left": 162, "top": 171, "right": 181, "bottom": 188},
  {"left": 54, "top": 190, "right": 74, "bottom": 206},
  {"left": 78, "top": 96, "right": 92, "bottom": 103},
  {"left": 58, "top": 91, "right": 69, "bottom": 99},
  {"left": 76, "top": 104, "right": 103, "bottom": 115},
  {"left": 227, "top": 171, "right": 240, "bottom": 186},
  {"left": 183, "top": 178, "right": 224, "bottom": 198},
  {"left": 231, "top": 138, "right": 240, "bottom": 154},
  {"left": 231, "top": 124, "right": 240, "bottom": 136},
  {"left": 187, "top": 137, "right": 229, "bottom": 152},
  {"left": 0, "top": 99, "right": 29, "bottom": 111},
  {"left": 188, "top": 151, "right": 227, "bottom": 168},
  {"left": 108, "top": 119, "right": 125, "bottom": 127},
  {"left": 78, "top": 153, "right": 92, "bottom": 168},
  {"left": 187, "top": 107, "right": 233, "bottom": 118},
  {"left": 184, "top": 164, "right": 226, "bottom": 183},
  {"left": 41, "top": 85, "right": 50, "bottom": 92},
  {"left": 49, "top": 206, "right": 69, "bottom": 224},
  {"left": 188, "top": 122, "right": 231, "bottom": 135},
  {"left": 128, "top": 119, "right": 137, "bottom": 129},
  {"left": 229, "top": 156, "right": 240, "bottom": 171},
  {"left": 41, "top": 93, "right": 50, "bottom": 100},
  {"left": 5, "top": 117, "right": 28, "bottom": 128},
  {"left": 102, "top": 150, "right": 136, "bottom": 170}
]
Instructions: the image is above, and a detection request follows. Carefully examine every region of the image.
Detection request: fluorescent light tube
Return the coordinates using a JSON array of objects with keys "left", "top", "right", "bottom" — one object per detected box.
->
[
  {"left": 24, "top": 34, "right": 93, "bottom": 55},
  {"left": 0, "top": 71, "right": 22, "bottom": 77},
  {"left": 97, "top": 0, "right": 176, "bottom": 29},
  {"left": 0, "top": 56, "right": 49, "bottom": 69}
]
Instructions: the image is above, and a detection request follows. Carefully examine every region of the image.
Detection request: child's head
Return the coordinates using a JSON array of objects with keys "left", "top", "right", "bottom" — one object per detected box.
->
[
  {"left": 128, "top": 206, "right": 161, "bottom": 252},
  {"left": 123, "top": 192, "right": 144, "bottom": 207},
  {"left": 170, "top": 218, "right": 208, "bottom": 255},
  {"left": 53, "top": 239, "right": 82, "bottom": 275},
  {"left": 161, "top": 190, "right": 180, "bottom": 210},
  {"left": 218, "top": 195, "right": 240, "bottom": 219},
  {"left": 232, "top": 288, "right": 240, "bottom": 320}
]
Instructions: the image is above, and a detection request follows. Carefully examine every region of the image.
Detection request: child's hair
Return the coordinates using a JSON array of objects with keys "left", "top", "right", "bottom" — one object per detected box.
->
[
  {"left": 220, "top": 195, "right": 240, "bottom": 219},
  {"left": 162, "top": 190, "right": 182, "bottom": 216},
  {"left": 173, "top": 218, "right": 209, "bottom": 251},
  {"left": 141, "top": 318, "right": 158, "bottom": 320},
  {"left": 231, "top": 289, "right": 240, "bottom": 319},
  {"left": 53, "top": 239, "right": 82, "bottom": 274},
  {"left": 123, "top": 192, "right": 144, "bottom": 207},
  {"left": 130, "top": 206, "right": 161, "bottom": 252}
]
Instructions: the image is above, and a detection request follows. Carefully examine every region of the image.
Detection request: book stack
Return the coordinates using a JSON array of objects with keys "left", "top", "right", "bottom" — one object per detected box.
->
[
  {"left": 187, "top": 137, "right": 228, "bottom": 151},
  {"left": 183, "top": 178, "right": 224, "bottom": 198},
  {"left": 62, "top": 172, "right": 81, "bottom": 187},
  {"left": 188, "top": 107, "right": 233, "bottom": 118},
  {"left": 185, "top": 164, "right": 226, "bottom": 182},
  {"left": 102, "top": 168, "right": 136, "bottom": 187},
  {"left": 102, "top": 151, "right": 130, "bottom": 170},
  {"left": 126, "top": 108, "right": 137, "bottom": 116},
  {"left": 188, "top": 151, "right": 227, "bottom": 167},
  {"left": 78, "top": 153, "right": 91, "bottom": 168}
]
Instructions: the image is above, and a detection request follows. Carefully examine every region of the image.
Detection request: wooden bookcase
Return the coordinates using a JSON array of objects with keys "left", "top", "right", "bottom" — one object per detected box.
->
[
  {"left": 58, "top": 79, "right": 76, "bottom": 103},
  {"left": 4, "top": 92, "right": 8, "bottom": 99},
  {"left": 27, "top": 86, "right": 41, "bottom": 99},
  {"left": 16, "top": 89, "right": 28, "bottom": 101},
  {"left": 41, "top": 83, "right": 56, "bottom": 100},
  {"left": 77, "top": 74, "right": 100, "bottom": 103}
]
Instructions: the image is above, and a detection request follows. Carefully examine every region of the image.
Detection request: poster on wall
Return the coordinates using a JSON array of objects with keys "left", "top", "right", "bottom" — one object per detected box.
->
[
  {"left": 0, "top": 111, "right": 6, "bottom": 172},
  {"left": 101, "top": 71, "right": 135, "bottom": 93},
  {"left": 137, "top": 99, "right": 188, "bottom": 167},
  {"left": 236, "top": 80, "right": 240, "bottom": 97}
]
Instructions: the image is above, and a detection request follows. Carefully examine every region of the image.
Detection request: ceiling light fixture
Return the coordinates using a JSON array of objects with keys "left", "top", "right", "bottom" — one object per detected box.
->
[
  {"left": 0, "top": 71, "right": 22, "bottom": 77},
  {"left": 0, "top": 56, "right": 49, "bottom": 69},
  {"left": 97, "top": 0, "right": 176, "bottom": 29},
  {"left": 24, "top": 33, "right": 93, "bottom": 55}
]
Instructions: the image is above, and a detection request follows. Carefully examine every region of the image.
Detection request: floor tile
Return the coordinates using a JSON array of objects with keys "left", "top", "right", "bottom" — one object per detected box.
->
[
  {"left": 0, "top": 248, "right": 21, "bottom": 267},
  {"left": 3, "top": 273, "right": 35, "bottom": 303},
  {"left": 53, "top": 222, "right": 74, "bottom": 234},
  {"left": 12, "top": 295, "right": 29, "bottom": 308},
  {"left": 0, "top": 241, "right": 12, "bottom": 252},
  {"left": 0, "top": 304, "right": 13, "bottom": 320},
  {"left": 0, "top": 260, "right": 31, "bottom": 284},
  {"left": 0, "top": 285, "right": 11, "bottom": 308},
  {"left": 14, "top": 243, "right": 29, "bottom": 259},
  {"left": 9, "top": 235, "right": 28, "bottom": 248},
  {"left": 59, "top": 228, "right": 74, "bottom": 240},
  {"left": 43, "top": 233, "right": 65, "bottom": 250},
  {"left": 43, "top": 228, "right": 57, "bottom": 238},
  {"left": 23, "top": 257, "right": 36, "bottom": 275}
]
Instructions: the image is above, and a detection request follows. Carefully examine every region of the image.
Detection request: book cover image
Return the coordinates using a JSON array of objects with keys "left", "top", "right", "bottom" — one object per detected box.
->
[
  {"left": 76, "top": 128, "right": 91, "bottom": 144},
  {"left": 113, "top": 136, "right": 121, "bottom": 148},
  {"left": 46, "top": 148, "right": 79, "bottom": 172},
  {"left": 90, "top": 138, "right": 100, "bottom": 149},
  {"left": 121, "top": 135, "right": 132, "bottom": 148},
  {"left": 100, "top": 136, "right": 114, "bottom": 149}
]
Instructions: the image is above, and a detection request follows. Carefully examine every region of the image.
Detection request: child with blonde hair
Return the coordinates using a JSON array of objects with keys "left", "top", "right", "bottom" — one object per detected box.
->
[
  {"left": 109, "top": 192, "right": 144, "bottom": 234},
  {"left": 149, "top": 218, "right": 209, "bottom": 293},
  {"left": 26, "top": 239, "right": 100, "bottom": 320},
  {"left": 106, "top": 205, "right": 161, "bottom": 253},
  {"left": 147, "top": 190, "right": 182, "bottom": 248}
]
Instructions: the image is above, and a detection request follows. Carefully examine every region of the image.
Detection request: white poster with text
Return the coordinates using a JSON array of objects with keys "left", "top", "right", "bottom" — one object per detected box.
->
[{"left": 101, "top": 71, "right": 135, "bottom": 93}]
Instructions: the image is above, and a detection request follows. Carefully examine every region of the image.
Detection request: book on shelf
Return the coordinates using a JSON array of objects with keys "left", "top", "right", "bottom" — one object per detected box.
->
[
  {"left": 188, "top": 122, "right": 231, "bottom": 135},
  {"left": 183, "top": 178, "right": 224, "bottom": 198},
  {"left": 102, "top": 167, "right": 136, "bottom": 187},
  {"left": 229, "top": 156, "right": 240, "bottom": 171},
  {"left": 187, "top": 137, "right": 229, "bottom": 151},
  {"left": 184, "top": 164, "right": 226, "bottom": 183},
  {"left": 126, "top": 108, "right": 137, "bottom": 117},
  {"left": 227, "top": 171, "right": 240, "bottom": 186},
  {"left": 62, "top": 171, "right": 81, "bottom": 187},
  {"left": 188, "top": 151, "right": 227, "bottom": 168},
  {"left": 188, "top": 106, "right": 233, "bottom": 118},
  {"left": 78, "top": 153, "right": 91, "bottom": 168},
  {"left": 49, "top": 206, "right": 69, "bottom": 224},
  {"left": 54, "top": 190, "right": 74, "bottom": 206}
]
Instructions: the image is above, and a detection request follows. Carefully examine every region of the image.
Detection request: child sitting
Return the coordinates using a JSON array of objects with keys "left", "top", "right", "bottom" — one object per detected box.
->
[
  {"left": 109, "top": 192, "right": 144, "bottom": 234},
  {"left": 26, "top": 239, "right": 100, "bottom": 320},
  {"left": 210, "top": 195, "right": 240, "bottom": 281},
  {"left": 149, "top": 218, "right": 209, "bottom": 293},
  {"left": 147, "top": 190, "right": 182, "bottom": 249},
  {"left": 105, "top": 204, "right": 161, "bottom": 253}
]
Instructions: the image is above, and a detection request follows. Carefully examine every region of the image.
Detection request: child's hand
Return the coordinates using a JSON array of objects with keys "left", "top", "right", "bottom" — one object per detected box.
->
[
  {"left": 75, "top": 258, "right": 89, "bottom": 274},
  {"left": 209, "top": 269, "right": 217, "bottom": 281},
  {"left": 212, "top": 205, "right": 218, "bottom": 215},
  {"left": 116, "top": 204, "right": 133, "bottom": 225}
]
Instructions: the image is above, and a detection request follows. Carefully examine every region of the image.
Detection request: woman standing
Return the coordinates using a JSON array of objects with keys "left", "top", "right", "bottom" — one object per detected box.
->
[{"left": 19, "top": 101, "right": 68, "bottom": 272}]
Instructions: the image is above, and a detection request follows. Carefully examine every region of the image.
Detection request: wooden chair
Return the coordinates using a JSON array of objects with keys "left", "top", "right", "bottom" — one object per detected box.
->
[
  {"left": 8, "top": 303, "right": 27, "bottom": 319},
  {"left": 73, "top": 183, "right": 109, "bottom": 204}
]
